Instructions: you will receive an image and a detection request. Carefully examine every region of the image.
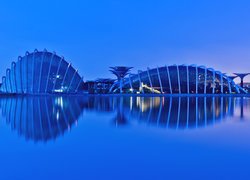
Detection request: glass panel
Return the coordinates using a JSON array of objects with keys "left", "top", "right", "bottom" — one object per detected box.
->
[
  {"left": 33, "top": 52, "right": 43, "bottom": 93},
  {"left": 159, "top": 67, "right": 171, "bottom": 94},
  {"left": 54, "top": 59, "right": 69, "bottom": 92},
  {"left": 206, "top": 69, "right": 214, "bottom": 94},
  {"left": 69, "top": 73, "right": 81, "bottom": 93},
  {"left": 2, "top": 78, "right": 6, "bottom": 93},
  {"left": 16, "top": 60, "right": 23, "bottom": 93},
  {"left": 198, "top": 67, "right": 205, "bottom": 94},
  {"left": 140, "top": 71, "right": 152, "bottom": 93},
  {"left": 178, "top": 66, "right": 188, "bottom": 94},
  {"left": 62, "top": 65, "right": 75, "bottom": 93},
  {"left": 40, "top": 52, "right": 53, "bottom": 93},
  {"left": 6, "top": 70, "right": 11, "bottom": 93},
  {"left": 26, "top": 54, "right": 34, "bottom": 93},
  {"left": 11, "top": 63, "right": 17, "bottom": 93},
  {"left": 130, "top": 75, "right": 140, "bottom": 92},
  {"left": 149, "top": 69, "right": 161, "bottom": 93},
  {"left": 169, "top": 66, "right": 179, "bottom": 93},
  {"left": 46, "top": 55, "right": 61, "bottom": 93},
  {"left": 21, "top": 55, "right": 28, "bottom": 93},
  {"left": 215, "top": 73, "right": 222, "bottom": 94},
  {"left": 188, "top": 66, "right": 196, "bottom": 94}
]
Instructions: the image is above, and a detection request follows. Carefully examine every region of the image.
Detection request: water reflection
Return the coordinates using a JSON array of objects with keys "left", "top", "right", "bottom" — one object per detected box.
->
[
  {"left": 122, "top": 97, "right": 234, "bottom": 128},
  {"left": 0, "top": 95, "right": 247, "bottom": 142},
  {"left": 0, "top": 96, "right": 84, "bottom": 142}
]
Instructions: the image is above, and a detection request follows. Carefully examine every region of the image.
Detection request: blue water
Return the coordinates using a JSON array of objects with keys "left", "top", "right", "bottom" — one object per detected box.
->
[{"left": 0, "top": 96, "right": 250, "bottom": 180}]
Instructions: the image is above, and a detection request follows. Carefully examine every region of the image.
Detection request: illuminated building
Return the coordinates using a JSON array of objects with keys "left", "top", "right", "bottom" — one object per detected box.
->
[
  {"left": 0, "top": 49, "right": 83, "bottom": 94},
  {"left": 110, "top": 65, "right": 246, "bottom": 94}
]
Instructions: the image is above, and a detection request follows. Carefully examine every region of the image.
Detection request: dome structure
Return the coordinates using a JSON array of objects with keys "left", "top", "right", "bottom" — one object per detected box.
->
[
  {"left": 0, "top": 49, "right": 83, "bottom": 94},
  {"left": 110, "top": 65, "right": 246, "bottom": 94}
]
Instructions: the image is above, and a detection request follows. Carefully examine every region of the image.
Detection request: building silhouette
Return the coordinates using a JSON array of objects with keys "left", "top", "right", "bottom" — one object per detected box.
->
[
  {"left": 110, "top": 65, "right": 246, "bottom": 94},
  {"left": 0, "top": 50, "right": 247, "bottom": 94}
]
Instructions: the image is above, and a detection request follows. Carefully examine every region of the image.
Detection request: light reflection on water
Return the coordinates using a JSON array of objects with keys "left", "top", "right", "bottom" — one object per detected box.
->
[
  {"left": 1, "top": 96, "right": 250, "bottom": 180},
  {"left": 0, "top": 96, "right": 249, "bottom": 142}
]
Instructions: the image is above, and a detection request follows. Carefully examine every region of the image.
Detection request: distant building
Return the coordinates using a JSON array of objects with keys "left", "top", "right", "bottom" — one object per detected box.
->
[{"left": 85, "top": 78, "right": 115, "bottom": 94}]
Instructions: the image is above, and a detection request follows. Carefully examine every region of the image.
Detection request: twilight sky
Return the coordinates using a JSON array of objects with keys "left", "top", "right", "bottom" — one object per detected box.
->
[{"left": 0, "top": 0, "right": 250, "bottom": 82}]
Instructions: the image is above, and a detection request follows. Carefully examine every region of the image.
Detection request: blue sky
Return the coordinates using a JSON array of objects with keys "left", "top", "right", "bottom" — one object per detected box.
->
[{"left": 0, "top": 0, "right": 250, "bottom": 82}]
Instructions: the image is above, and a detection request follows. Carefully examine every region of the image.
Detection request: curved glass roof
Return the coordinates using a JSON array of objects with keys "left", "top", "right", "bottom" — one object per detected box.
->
[
  {"left": 0, "top": 49, "right": 83, "bottom": 94},
  {"left": 111, "top": 65, "right": 246, "bottom": 94}
]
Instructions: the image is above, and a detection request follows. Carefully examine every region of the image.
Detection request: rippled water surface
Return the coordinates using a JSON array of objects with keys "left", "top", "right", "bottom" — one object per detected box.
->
[{"left": 0, "top": 96, "right": 250, "bottom": 180}]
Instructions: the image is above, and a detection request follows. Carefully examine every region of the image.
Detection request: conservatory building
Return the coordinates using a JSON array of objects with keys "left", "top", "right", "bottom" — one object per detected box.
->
[
  {"left": 0, "top": 49, "right": 83, "bottom": 94},
  {"left": 110, "top": 65, "right": 246, "bottom": 94},
  {"left": 0, "top": 49, "right": 246, "bottom": 95}
]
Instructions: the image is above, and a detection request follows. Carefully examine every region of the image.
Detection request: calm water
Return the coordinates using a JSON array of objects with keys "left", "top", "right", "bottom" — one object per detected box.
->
[{"left": 0, "top": 95, "right": 250, "bottom": 180}]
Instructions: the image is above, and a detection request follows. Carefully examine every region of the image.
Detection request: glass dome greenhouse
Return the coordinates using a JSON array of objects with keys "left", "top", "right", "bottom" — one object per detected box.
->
[{"left": 0, "top": 49, "right": 83, "bottom": 94}]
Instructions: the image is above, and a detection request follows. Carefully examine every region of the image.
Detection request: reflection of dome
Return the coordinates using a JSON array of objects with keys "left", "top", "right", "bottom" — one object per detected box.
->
[
  {"left": 0, "top": 96, "right": 237, "bottom": 141},
  {"left": 0, "top": 96, "right": 84, "bottom": 142},
  {"left": 124, "top": 97, "right": 233, "bottom": 129},
  {"left": 111, "top": 65, "right": 246, "bottom": 94},
  {"left": 0, "top": 49, "right": 83, "bottom": 94}
]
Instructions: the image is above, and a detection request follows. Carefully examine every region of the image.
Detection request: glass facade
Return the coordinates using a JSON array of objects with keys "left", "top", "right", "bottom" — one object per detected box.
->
[
  {"left": 0, "top": 49, "right": 83, "bottom": 94},
  {"left": 111, "top": 65, "right": 245, "bottom": 94}
]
